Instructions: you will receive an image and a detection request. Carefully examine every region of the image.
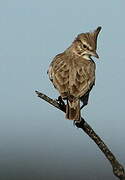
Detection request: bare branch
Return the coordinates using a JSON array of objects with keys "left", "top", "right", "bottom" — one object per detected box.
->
[{"left": 35, "top": 90, "right": 125, "bottom": 180}]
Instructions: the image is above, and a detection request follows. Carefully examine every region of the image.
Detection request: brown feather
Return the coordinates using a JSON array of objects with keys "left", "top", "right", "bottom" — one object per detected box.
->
[{"left": 48, "top": 27, "right": 101, "bottom": 121}]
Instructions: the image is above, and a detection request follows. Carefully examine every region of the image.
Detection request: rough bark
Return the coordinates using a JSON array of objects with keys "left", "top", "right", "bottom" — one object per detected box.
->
[{"left": 35, "top": 90, "right": 125, "bottom": 180}]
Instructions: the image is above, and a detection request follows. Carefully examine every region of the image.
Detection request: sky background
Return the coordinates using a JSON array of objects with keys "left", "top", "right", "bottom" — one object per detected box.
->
[{"left": 0, "top": 0, "right": 125, "bottom": 180}]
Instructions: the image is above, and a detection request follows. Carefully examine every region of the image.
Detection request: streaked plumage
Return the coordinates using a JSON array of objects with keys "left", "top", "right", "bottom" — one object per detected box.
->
[{"left": 48, "top": 27, "right": 101, "bottom": 121}]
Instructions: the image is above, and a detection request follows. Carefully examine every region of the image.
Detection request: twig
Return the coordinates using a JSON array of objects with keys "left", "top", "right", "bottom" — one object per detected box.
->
[{"left": 35, "top": 90, "right": 125, "bottom": 180}]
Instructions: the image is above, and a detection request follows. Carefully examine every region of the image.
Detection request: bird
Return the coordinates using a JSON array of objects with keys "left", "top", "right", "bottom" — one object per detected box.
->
[{"left": 47, "top": 27, "right": 101, "bottom": 122}]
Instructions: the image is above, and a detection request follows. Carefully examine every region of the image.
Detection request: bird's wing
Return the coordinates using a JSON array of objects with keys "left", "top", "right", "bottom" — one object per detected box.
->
[
  {"left": 48, "top": 54, "right": 96, "bottom": 99},
  {"left": 48, "top": 53, "right": 69, "bottom": 98},
  {"left": 70, "top": 58, "right": 96, "bottom": 98}
]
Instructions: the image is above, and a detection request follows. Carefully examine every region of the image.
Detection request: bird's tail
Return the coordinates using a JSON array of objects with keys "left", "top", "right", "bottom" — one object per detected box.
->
[{"left": 66, "top": 96, "right": 81, "bottom": 121}]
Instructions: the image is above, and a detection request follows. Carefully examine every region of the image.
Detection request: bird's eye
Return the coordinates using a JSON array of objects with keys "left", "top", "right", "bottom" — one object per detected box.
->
[{"left": 83, "top": 44, "right": 87, "bottom": 49}]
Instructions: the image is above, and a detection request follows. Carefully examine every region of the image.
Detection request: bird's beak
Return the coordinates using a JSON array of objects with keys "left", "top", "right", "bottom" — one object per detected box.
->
[{"left": 91, "top": 51, "right": 99, "bottom": 59}]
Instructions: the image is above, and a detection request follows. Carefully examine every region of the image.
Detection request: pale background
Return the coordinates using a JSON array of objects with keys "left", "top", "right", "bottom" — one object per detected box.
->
[{"left": 0, "top": 0, "right": 125, "bottom": 180}]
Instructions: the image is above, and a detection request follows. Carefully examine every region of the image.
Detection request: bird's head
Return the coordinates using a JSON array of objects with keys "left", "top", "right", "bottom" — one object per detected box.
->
[{"left": 72, "top": 26, "right": 101, "bottom": 60}]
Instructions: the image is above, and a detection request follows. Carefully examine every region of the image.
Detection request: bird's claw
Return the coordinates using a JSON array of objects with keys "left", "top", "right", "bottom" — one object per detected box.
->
[{"left": 56, "top": 96, "right": 65, "bottom": 106}]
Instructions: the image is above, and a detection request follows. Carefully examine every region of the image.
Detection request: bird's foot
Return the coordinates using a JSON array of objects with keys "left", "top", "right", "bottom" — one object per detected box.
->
[
  {"left": 74, "top": 118, "right": 85, "bottom": 127},
  {"left": 56, "top": 96, "right": 65, "bottom": 107}
]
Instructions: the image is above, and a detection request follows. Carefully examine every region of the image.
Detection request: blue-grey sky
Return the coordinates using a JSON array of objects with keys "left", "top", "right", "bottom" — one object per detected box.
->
[{"left": 0, "top": 0, "right": 125, "bottom": 180}]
